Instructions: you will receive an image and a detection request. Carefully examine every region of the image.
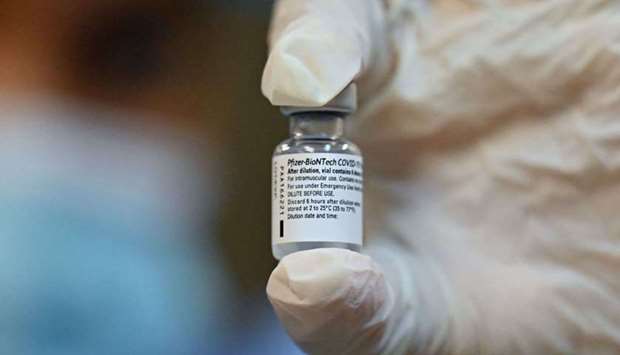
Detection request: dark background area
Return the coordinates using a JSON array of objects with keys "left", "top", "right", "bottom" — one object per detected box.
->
[
  {"left": 210, "top": 2, "right": 286, "bottom": 294},
  {"left": 0, "top": 1, "right": 294, "bottom": 353},
  {"left": 70, "top": 0, "right": 284, "bottom": 293}
]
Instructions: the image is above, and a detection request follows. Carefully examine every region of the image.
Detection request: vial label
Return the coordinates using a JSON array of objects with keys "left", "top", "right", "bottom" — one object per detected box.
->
[{"left": 272, "top": 153, "right": 363, "bottom": 245}]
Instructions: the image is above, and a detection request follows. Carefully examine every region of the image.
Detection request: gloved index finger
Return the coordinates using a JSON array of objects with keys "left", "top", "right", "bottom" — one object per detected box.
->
[{"left": 261, "top": 0, "right": 391, "bottom": 108}]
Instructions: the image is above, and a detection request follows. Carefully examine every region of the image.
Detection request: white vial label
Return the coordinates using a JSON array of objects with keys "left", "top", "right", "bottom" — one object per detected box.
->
[{"left": 272, "top": 153, "right": 363, "bottom": 245}]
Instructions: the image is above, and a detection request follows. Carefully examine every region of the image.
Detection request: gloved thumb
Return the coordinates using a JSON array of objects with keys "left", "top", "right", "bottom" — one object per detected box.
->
[
  {"left": 267, "top": 248, "right": 394, "bottom": 355},
  {"left": 261, "top": 0, "right": 389, "bottom": 107}
]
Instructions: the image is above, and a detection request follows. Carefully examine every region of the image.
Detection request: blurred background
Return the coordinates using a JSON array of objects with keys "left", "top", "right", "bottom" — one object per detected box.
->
[{"left": 0, "top": 0, "right": 298, "bottom": 354}]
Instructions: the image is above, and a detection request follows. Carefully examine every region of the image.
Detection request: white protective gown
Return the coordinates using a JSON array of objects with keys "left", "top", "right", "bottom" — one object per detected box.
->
[{"left": 262, "top": 1, "right": 620, "bottom": 354}]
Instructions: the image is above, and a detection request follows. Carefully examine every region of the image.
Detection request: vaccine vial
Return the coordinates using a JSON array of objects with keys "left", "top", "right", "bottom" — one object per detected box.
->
[{"left": 271, "top": 86, "right": 363, "bottom": 260}]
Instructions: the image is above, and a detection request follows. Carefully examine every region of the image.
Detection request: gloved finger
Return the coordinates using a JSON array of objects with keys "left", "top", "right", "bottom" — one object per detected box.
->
[
  {"left": 267, "top": 248, "right": 395, "bottom": 355},
  {"left": 261, "top": 0, "right": 391, "bottom": 107}
]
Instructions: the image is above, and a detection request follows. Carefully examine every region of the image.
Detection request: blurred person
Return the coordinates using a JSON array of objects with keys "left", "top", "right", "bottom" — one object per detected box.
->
[
  {"left": 262, "top": 0, "right": 620, "bottom": 354},
  {"left": 0, "top": 1, "right": 300, "bottom": 354}
]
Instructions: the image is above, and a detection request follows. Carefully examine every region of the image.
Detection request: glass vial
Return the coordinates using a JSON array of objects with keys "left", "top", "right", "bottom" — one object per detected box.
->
[{"left": 271, "top": 111, "right": 363, "bottom": 260}]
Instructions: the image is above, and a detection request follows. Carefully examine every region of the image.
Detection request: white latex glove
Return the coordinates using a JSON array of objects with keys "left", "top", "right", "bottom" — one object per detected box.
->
[{"left": 264, "top": 0, "right": 620, "bottom": 354}]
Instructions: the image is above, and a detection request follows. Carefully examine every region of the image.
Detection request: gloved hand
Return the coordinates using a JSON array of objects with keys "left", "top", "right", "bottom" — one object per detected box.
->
[
  {"left": 263, "top": 1, "right": 449, "bottom": 353},
  {"left": 263, "top": 0, "right": 620, "bottom": 354}
]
